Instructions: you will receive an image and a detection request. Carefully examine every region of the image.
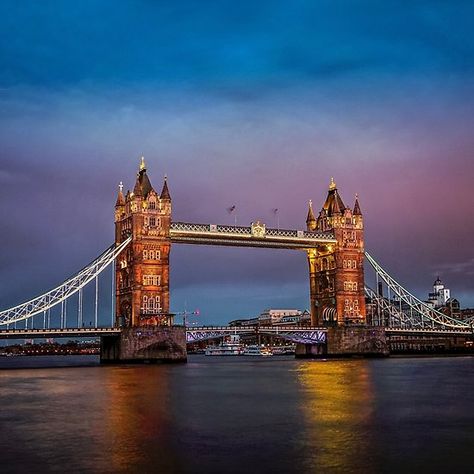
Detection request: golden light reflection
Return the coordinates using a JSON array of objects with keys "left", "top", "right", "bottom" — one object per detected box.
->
[
  {"left": 296, "top": 360, "right": 377, "bottom": 473},
  {"left": 102, "top": 366, "right": 177, "bottom": 472}
]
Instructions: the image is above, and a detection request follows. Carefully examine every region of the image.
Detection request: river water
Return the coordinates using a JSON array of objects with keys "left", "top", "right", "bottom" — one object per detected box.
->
[{"left": 0, "top": 355, "right": 473, "bottom": 474}]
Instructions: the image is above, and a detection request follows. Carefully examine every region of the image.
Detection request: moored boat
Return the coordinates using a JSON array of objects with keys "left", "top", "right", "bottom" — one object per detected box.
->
[
  {"left": 205, "top": 335, "right": 244, "bottom": 356},
  {"left": 242, "top": 345, "right": 273, "bottom": 356}
]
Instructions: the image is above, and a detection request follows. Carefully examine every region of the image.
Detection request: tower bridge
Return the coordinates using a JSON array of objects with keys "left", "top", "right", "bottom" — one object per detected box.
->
[{"left": 0, "top": 157, "right": 472, "bottom": 362}]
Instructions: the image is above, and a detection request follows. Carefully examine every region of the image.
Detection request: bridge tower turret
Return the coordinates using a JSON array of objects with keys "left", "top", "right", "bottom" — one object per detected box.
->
[
  {"left": 307, "top": 179, "right": 366, "bottom": 326},
  {"left": 114, "top": 157, "right": 172, "bottom": 327}
]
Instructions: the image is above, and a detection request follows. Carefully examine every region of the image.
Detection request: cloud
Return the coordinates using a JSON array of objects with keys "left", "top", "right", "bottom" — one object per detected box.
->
[
  {"left": 1, "top": 1, "right": 474, "bottom": 322},
  {"left": 434, "top": 258, "right": 474, "bottom": 276}
]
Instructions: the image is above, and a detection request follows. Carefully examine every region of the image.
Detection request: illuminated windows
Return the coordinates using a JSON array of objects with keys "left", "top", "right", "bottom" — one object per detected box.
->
[
  {"left": 142, "top": 295, "right": 161, "bottom": 313},
  {"left": 344, "top": 298, "right": 360, "bottom": 316},
  {"left": 343, "top": 259, "right": 358, "bottom": 269},
  {"left": 344, "top": 281, "right": 358, "bottom": 291},
  {"left": 148, "top": 217, "right": 161, "bottom": 228},
  {"left": 143, "top": 275, "right": 161, "bottom": 286},
  {"left": 143, "top": 249, "right": 160, "bottom": 260}
]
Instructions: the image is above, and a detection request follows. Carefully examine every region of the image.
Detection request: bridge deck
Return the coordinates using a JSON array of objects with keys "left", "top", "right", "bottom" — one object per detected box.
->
[
  {"left": 170, "top": 222, "right": 336, "bottom": 249},
  {"left": 0, "top": 328, "right": 121, "bottom": 339},
  {"left": 0, "top": 326, "right": 469, "bottom": 340},
  {"left": 385, "top": 327, "right": 473, "bottom": 337}
]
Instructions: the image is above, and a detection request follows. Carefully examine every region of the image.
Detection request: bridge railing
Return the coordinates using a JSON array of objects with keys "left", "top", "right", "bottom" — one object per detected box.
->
[{"left": 171, "top": 222, "right": 335, "bottom": 241}]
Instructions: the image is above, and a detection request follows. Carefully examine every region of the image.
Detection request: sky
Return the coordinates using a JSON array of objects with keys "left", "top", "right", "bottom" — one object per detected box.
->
[{"left": 1, "top": 1, "right": 473, "bottom": 325}]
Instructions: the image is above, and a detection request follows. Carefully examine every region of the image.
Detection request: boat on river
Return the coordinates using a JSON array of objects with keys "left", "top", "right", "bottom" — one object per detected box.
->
[
  {"left": 242, "top": 345, "right": 273, "bottom": 356},
  {"left": 205, "top": 335, "right": 244, "bottom": 356}
]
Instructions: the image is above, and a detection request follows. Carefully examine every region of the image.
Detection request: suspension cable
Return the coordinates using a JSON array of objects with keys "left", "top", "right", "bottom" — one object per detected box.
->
[
  {"left": 0, "top": 236, "right": 131, "bottom": 326},
  {"left": 365, "top": 252, "right": 470, "bottom": 329}
]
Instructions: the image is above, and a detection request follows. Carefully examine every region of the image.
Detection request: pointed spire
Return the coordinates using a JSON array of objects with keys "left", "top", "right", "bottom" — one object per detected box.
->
[
  {"left": 322, "top": 177, "right": 345, "bottom": 216},
  {"left": 353, "top": 193, "right": 362, "bottom": 215},
  {"left": 160, "top": 174, "right": 171, "bottom": 200},
  {"left": 306, "top": 199, "right": 316, "bottom": 230},
  {"left": 134, "top": 156, "right": 153, "bottom": 197},
  {"left": 330, "top": 193, "right": 343, "bottom": 214},
  {"left": 115, "top": 181, "right": 125, "bottom": 207}
]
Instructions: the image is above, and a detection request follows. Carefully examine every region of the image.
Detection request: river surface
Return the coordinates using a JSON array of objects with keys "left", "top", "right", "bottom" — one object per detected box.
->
[{"left": 0, "top": 355, "right": 473, "bottom": 474}]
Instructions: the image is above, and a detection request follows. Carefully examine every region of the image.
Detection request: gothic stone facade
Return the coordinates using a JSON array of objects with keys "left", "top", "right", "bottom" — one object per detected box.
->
[
  {"left": 306, "top": 179, "right": 366, "bottom": 326},
  {"left": 114, "top": 158, "right": 172, "bottom": 326}
]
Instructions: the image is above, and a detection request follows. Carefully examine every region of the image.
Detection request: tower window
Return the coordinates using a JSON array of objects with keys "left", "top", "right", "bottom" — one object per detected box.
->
[
  {"left": 143, "top": 248, "right": 161, "bottom": 260},
  {"left": 149, "top": 217, "right": 156, "bottom": 227},
  {"left": 143, "top": 275, "right": 161, "bottom": 286},
  {"left": 149, "top": 201, "right": 156, "bottom": 210},
  {"left": 344, "top": 281, "right": 358, "bottom": 291}
]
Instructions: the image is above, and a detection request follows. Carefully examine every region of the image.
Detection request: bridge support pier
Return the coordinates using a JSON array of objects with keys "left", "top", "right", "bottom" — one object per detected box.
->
[
  {"left": 295, "top": 326, "right": 389, "bottom": 358},
  {"left": 100, "top": 326, "right": 187, "bottom": 363}
]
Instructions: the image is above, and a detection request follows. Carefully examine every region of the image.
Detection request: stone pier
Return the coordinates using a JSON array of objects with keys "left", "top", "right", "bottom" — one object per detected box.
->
[
  {"left": 296, "top": 326, "right": 389, "bottom": 358},
  {"left": 100, "top": 326, "right": 187, "bottom": 363}
]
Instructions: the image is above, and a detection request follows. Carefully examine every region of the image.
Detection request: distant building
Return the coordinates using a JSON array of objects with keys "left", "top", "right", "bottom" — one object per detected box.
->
[
  {"left": 228, "top": 317, "right": 259, "bottom": 327},
  {"left": 275, "top": 310, "right": 311, "bottom": 326},
  {"left": 427, "top": 276, "right": 450, "bottom": 308},
  {"left": 259, "top": 309, "right": 302, "bottom": 325},
  {"left": 460, "top": 308, "right": 474, "bottom": 322},
  {"left": 229, "top": 309, "right": 311, "bottom": 327},
  {"left": 443, "top": 298, "right": 461, "bottom": 319}
]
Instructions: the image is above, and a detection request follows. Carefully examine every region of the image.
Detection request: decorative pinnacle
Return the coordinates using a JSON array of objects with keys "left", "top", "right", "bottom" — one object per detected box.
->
[
  {"left": 309, "top": 199, "right": 313, "bottom": 207},
  {"left": 329, "top": 177, "right": 336, "bottom": 191},
  {"left": 139, "top": 156, "right": 146, "bottom": 171},
  {"left": 164, "top": 174, "right": 167, "bottom": 181},
  {"left": 355, "top": 193, "right": 358, "bottom": 199},
  {"left": 118, "top": 181, "right": 124, "bottom": 192}
]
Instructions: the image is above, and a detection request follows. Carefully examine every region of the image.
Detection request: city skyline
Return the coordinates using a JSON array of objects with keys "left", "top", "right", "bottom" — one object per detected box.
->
[{"left": 1, "top": 1, "right": 473, "bottom": 324}]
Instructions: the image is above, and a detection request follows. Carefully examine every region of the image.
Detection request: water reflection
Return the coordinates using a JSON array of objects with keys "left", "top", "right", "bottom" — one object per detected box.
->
[
  {"left": 297, "top": 360, "right": 378, "bottom": 473},
  {"left": 101, "top": 366, "right": 177, "bottom": 473},
  {"left": 2, "top": 356, "right": 473, "bottom": 473},
  {"left": 0, "top": 365, "right": 178, "bottom": 473}
]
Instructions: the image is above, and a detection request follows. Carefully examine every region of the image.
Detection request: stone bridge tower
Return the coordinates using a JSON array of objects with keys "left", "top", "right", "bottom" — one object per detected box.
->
[
  {"left": 306, "top": 178, "right": 366, "bottom": 326},
  {"left": 114, "top": 158, "right": 172, "bottom": 326}
]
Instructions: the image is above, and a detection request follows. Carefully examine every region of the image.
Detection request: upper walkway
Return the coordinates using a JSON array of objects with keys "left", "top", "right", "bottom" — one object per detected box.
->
[{"left": 170, "top": 222, "right": 336, "bottom": 249}]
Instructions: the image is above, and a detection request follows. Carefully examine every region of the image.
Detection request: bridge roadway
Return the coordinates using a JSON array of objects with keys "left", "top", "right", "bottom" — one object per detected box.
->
[
  {"left": 185, "top": 325, "right": 328, "bottom": 344},
  {"left": 0, "top": 326, "right": 328, "bottom": 344},
  {"left": 0, "top": 328, "right": 122, "bottom": 339},
  {"left": 0, "top": 326, "right": 470, "bottom": 341},
  {"left": 169, "top": 222, "right": 337, "bottom": 249},
  {"left": 385, "top": 327, "right": 473, "bottom": 337}
]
